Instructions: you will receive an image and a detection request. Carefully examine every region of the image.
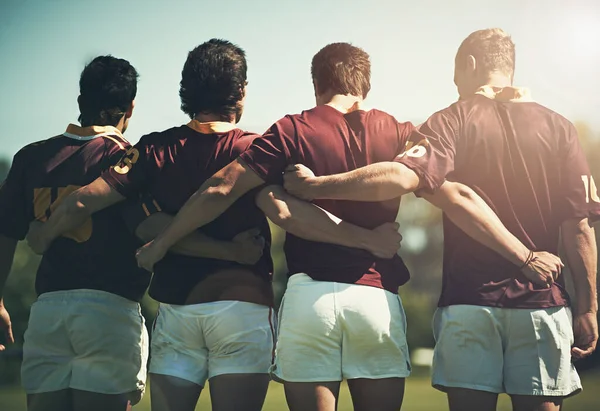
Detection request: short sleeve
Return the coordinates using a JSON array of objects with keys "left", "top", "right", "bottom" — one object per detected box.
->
[
  {"left": 394, "top": 107, "right": 460, "bottom": 194},
  {"left": 238, "top": 118, "right": 296, "bottom": 185},
  {"left": 101, "top": 139, "right": 151, "bottom": 199},
  {"left": 0, "top": 152, "right": 30, "bottom": 240},
  {"left": 556, "top": 122, "right": 600, "bottom": 223}
]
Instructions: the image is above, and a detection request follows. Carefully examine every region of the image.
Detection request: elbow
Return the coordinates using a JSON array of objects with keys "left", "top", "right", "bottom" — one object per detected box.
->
[
  {"left": 390, "top": 163, "right": 420, "bottom": 195},
  {"left": 255, "top": 186, "right": 297, "bottom": 231}
]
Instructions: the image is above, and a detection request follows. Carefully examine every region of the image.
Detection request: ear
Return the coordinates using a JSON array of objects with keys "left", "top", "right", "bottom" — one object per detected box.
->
[
  {"left": 312, "top": 78, "right": 322, "bottom": 97},
  {"left": 125, "top": 100, "right": 135, "bottom": 119},
  {"left": 77, "top": 95, "right": 84, "bottom": 111},
  {"left": 467, "top": 54, "right": 477, "bottom": 73}
]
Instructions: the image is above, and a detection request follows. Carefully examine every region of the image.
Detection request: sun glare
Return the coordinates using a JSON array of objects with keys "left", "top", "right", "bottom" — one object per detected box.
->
[{"left": 570, "top": 15, "right": 600, "bottom": 60}]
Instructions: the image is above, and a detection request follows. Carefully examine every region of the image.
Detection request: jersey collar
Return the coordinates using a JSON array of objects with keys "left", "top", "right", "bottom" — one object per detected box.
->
[
  {"left": 187, "top": 119, "right": 237, "bottom": 134},
  {"left": 63, "top": 124, "right": 124, "bottom": 141},
  {"left": 475, "top": 86, "right": 534, "bottom": 103}
]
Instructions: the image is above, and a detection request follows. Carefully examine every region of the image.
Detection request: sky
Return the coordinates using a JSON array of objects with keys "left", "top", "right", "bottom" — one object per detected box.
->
[{"left": 0, "top": 0, "right": 599, "bottom": 159}]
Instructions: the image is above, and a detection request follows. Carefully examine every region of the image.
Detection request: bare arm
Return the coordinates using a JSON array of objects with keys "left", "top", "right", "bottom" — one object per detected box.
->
[
  {"left": 561, "top": 218, "right": 598, "bottom": 314},
  {"left": 561, "top": 218, "right": 598, "bottom": 359},
  {"left": 284, "top": 162, "right": 420, "bottom": 202},
  {"left": 135, "top": 212, "right": 263, "bottom": 265},
  {"left": 0, "top": 234, "right": 17, "bottom": 350},
  {"left": 135, "top": 158, "right": 265, "bottom": 271},
  {"left": 422, "top": 181, "right": 563, "bottom": 285},
  {"left": 255, "top": 185, "right": 401, "bottom": 258},
  {"left": 27, "top": 177, "right": 125, "bottom": 254}
]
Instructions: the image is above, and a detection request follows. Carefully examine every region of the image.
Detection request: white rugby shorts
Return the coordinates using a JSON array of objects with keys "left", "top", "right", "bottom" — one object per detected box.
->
[
  {"left": 21, "top": 289, "right": 148, "bottom": 401},
  {"left": 271, "top": 273, "right": 411, "bottom": 382},
  {"left": 149, "top": 300, "right": 275, "bottom": 386},
  {"left": 432, "top": 304, "right": 582, "bottom": 397}
]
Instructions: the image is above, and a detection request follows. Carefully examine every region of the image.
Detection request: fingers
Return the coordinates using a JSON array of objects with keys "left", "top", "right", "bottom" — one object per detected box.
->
[
  {"left": 571, "top": 345, "right": 595, "bottom": 360},
  {"left": 285, "top": 164, "right": 300, "bottom": 172},
  {"left": 0, "top": 344, "right": 5, "bottom": 351}
]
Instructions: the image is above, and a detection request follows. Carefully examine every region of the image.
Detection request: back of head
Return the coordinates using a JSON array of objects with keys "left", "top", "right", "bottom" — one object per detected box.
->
[
  {"left": 179, "top": 39, "right": 247, "bottom": 122},
  {"left": 78, "top": 56, "right": 138, "bottom": 127},
  {"left": 311, "top": 43, "right": 371, "bottom": 99},
  {"left": 456, "top": 28, "right": 516, "bottom": 79}
]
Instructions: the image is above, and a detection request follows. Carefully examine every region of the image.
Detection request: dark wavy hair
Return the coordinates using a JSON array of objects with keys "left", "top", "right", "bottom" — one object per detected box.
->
[
  {"left": 78, "top": 55, "right": 138, "bottom": 127},
  {"left": 311, "top": 43, "right": 371, "bottom": 99},
  {"left": 179, "top": 39, "right": 247, "bottom": 121}
]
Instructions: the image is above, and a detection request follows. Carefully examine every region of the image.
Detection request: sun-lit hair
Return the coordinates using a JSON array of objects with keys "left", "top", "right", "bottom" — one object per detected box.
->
[
  {"left": 311, "top": 43, "right": 371, "bottom": 99},
  {"left": 457, "top": 28, "right": 515, "bottom": 78},
  {"left": 179, "top": 39, "right": 247, "bottom": 121}
]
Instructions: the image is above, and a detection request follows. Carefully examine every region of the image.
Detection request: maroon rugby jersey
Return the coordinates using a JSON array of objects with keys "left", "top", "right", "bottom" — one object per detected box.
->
[
  {"left": 0, "top": 125, "right": 150, "bottom": 302},
  {"left": 101, "top": 120, "right": 273, "bottom": 305},
  {"left": 239, "top": 105, "right": 415, "bottom": 293},
  {"left": 396, "top": 88, "right": 600, "bottom": 309}
]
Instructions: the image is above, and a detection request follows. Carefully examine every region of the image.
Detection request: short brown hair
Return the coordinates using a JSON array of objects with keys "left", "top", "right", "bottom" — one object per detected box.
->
[
  {"left": 457, "top": 28, "right": 515, "bottom": 78},
  {"left": 311, "top": 43, "right": 371, "bottom": 99}
]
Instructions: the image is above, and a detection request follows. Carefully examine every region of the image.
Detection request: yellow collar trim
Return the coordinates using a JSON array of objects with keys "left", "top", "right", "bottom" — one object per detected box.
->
[
  {"left": 187, "top": 120, "right": 237, "bottom": 134},
  {"left": 64, "top": 124, "right": 124, "bottom": 140},
  {"left": 475, "top": 86, "right": 534, "bottom": 103}
]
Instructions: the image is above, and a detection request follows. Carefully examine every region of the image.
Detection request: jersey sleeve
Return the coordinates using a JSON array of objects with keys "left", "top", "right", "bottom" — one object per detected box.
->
[
  {"left": 238, "top": 118, "right": 296, "bottom": 185},
  {"left": 556, "top": 122, "right": 600, "bottom": 223},
  {"left": 0, "top": 152, "right": 31, "bottom": 240},
  {"left": 394, "top": 107, "right": 460, "bottom": 194},
  {"left": 101, "top": 137, "right": 152, "bottom": 199}
]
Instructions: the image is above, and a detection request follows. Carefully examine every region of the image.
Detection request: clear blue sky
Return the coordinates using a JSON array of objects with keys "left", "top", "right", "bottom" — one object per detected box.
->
[{"left": 1, "top": 0, "right": 598, "bottom": 159}]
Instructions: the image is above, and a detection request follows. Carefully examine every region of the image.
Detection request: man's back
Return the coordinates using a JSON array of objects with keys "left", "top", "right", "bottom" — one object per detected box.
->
[
  {"left": 102, "top": 121, "right": 273, "bottom": 304},
  {"left": 400, "top": 90, "right": 600, "bottom": 307},
  {"left": 241, "top": 105, "right": 414, "bottom": 292},
  {"left": 0, "top": 124, "right": 149, "bottom": 302}
]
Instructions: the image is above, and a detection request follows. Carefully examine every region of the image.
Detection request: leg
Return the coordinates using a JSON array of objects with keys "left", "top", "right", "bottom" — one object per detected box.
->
[
  {"left": 209, "top": 373, "right": 270, "bottom": 411},
  {"left": 284, "top": 381, "right": 341, "bottom": 411},
  {"left": 511, "top": 395, "right": 562, "bottom": 411},
  {"left": 149, "top": 373, "right": 202, "bottom": 411},
  {"left": 147, "top": 304, "right": 209, "bottom": 411},
  {"left": 446, "top": 388, "right": 498, "bottom": 411},
  {"left": 27, "top": 389, "right": 72, "bottom": 411},
  {"left": 72, "top": 389, "right": 140, "bottom": 411},
  {"left": 347, "top": 378, "right": 405, "bottom": 411},
  {"left": 339, "top": 288, "right": 410, "bottom": 410}
]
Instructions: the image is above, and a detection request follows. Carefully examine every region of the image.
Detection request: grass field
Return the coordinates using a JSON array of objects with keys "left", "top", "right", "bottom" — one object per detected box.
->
[{"left": 1, "top": 372, "right": 599, "bottom": 411}]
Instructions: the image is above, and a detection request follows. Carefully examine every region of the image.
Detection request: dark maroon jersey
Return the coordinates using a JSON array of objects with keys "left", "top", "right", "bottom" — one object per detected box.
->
[
  {"left": 239, "top": 105, "right": 415, "bottom": 293},
  {"left": 101, "top": 121, "right": 273, "bottom": 305},
  {"left": 0, "top": 124, "right": 150, "bottom": 302},
  {"left": 396, "top": 89, "right": 600, "bottom": 309}
]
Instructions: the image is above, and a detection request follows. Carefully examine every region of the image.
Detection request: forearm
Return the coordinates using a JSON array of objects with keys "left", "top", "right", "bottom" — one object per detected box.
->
[
  {"left": 423, "top": 181, "right": 529, "bottom": 265},
  {"left": 136, "top": 213, "right": 240, "bottom": 261},
  {"left": 42, "top": 194, "right": 90, "bottom": 243},
  {"left": 308, "top": 162, "right": 419, "bottom": 201},
  {"left": 257, "top": 186, "right": 376, "bottom": 251},
  {"left": 561, "top": 218, "right": 598, "bottom": 314},
  {"left": 152, "top": 179, "right": 240, "bottom": 251},
  {"left": 0, "top": 236, "right": 18, "bottom": 298}
]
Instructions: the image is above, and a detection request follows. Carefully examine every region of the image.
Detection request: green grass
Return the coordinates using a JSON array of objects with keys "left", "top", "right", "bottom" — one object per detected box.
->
[{"left": 1, "top": 372, "right": 599, "bottom": 410}]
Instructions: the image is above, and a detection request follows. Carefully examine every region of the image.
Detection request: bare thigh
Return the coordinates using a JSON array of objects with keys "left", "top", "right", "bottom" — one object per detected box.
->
[
  {"left": 27, "top": 389, "right": 72, "bottom": 411},
  {"left": 510, "top": 395, "right": 563, "bottom": 411},
  {"left": 446, "top": 387, "right": 498, "bottom": 411},
  {"left": 284, "top": 381, "right": 341, "bottom": 411},
  {"left": 209, "top": 373, "right": 270, "bottom": 411},
  {"left": 149, "top": 373, "right": 202, "bottom": 411},
  {"left": 347, "top": 378, "right": 405, "bottom": 411}
]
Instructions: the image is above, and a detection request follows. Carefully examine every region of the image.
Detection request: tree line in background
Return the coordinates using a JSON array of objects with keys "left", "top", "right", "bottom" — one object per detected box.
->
[{"left": 1, "top": 123, "right": 599, "bottom": 384}]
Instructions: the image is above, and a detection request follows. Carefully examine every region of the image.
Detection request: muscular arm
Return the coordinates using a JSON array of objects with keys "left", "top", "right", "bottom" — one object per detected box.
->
[
  {"left": 140, "top": 158, "right": 265, "bottom": 259},
  {"left": 135, "top": 212, "right": 248, "bottom": 263},
  {"left": 27, "top": 177, "right": 125, "bottom": 254},
  {"left": 255, "top": 185, "right": 400, "bottom": 258},
  {"left": 421, "top": 182, "right": 530, "bottom": 265},
  {"left": 561, "top": 218, "right": 598, "bottom": 315},
  {"left": 285, "top": 162, "right": 420, "bottom": 202}
]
